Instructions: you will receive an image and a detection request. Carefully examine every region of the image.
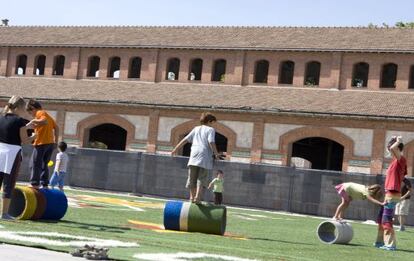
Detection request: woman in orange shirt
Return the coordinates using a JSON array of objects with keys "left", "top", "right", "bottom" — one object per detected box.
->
[{"left": 26, "top": 99, "right": 59, "bottom": 189}]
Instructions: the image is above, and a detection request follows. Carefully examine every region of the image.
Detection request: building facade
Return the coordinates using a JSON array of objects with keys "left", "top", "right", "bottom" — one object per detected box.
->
[{"left": 1, "top": 26, "right": 414, "bottom": 175}]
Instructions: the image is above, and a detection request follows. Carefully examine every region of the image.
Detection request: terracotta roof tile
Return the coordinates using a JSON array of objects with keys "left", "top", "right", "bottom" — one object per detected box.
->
[
  {"left": 0, "top": 77, "right": 413, "bottom": 119},
  {"left": 1, "top": 26, "right": 414, "bottom": 52}
]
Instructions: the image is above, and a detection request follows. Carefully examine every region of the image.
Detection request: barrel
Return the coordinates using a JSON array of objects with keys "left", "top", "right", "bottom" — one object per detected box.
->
[
  {"left": 163, "top": 201, "right": 227, "bottom": 235},
  {"left": 317, "top": 220, "right": 353, "bottom": 244},
  {"left": 39, "top": 188, "right": 68, "bottom": 220},
  {"left": 8, "top": 186, "right": 67, "bottom": 221},
  {"left": 9, "top": 186, "right": 38, "bottom": 220}
]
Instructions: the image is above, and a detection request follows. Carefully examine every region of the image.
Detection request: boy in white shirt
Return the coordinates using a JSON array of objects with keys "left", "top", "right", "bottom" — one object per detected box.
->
[{"left": 50, "top": 141, "right": 69, "bottom": 191}]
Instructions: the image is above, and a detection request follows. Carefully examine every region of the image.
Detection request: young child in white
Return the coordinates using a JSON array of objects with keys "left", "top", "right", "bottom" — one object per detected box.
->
[
  {"left": 208, "top": 170, "right": 224, "bottom": 205},
  {"left": 50, "top": 141, "right": 69, "bottom": 191}
]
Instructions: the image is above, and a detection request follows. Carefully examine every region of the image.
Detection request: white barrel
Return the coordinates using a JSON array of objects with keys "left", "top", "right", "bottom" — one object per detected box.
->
[{"left": 317, "top": 220, "right": 353, "bottom": 244}]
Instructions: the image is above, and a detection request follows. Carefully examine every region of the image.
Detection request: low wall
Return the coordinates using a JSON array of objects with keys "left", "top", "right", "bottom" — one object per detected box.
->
[{"left": 17, "top": 147, "right": 414, "bottom": 224}]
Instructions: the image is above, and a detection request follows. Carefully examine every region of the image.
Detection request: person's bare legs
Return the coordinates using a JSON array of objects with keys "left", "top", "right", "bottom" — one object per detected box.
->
[
  {"left": 189, "top": 187, "right": 196, "bottom": 202},
  {"left": 1, "top": 198, "right": 10, "bottom": 215},
  {"left": 399, "top": 215, "right": 406, "bottom": 231},
  {"left": 333, "top": 198, "right": 349, "bottom": 220},
  {"left": 194, "top": 185, "right": 204, "bottom": 203}
]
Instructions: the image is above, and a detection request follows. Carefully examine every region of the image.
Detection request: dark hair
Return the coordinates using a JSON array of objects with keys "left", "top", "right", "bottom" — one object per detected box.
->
[
  {"left": 368, "top": 184, "right": 382, "bottom": 201},
  {"left": 217, "top": 170, "right": 223, "bottom": 175},
  {"left": 58, "top": 141, "right": 67, "bottom": 152},
  {"left": 26, "top": 99, "right": 42, "bottom": 111},
  {"left": 200, "top": 112, "right": 217, "bottom": 125},
  {"left": 387, "top": 137, "right": 404, "bottom": 151}
]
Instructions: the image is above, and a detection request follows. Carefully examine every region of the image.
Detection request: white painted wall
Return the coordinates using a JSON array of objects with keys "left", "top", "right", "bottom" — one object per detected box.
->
[
  {"left": 157, "top": 117, "right": 191, "bottom": 142},
  {"left": 263, "top": 124, "right": 303, "bottom": 150},
  {"left": 221, "top": 121, "right": 253, "bottom": 148},
  {"left": 64, "top": 112, "right": 96, "bottom": 135},
  {"left": 48, "top": 110, "right": 58, "bottom": 120},
  {"left": 120, "top": 115, "right": 149, "bottom": 140},
  {"left": 384, "top": 130, "right": 414, "bottom": 158},
  {"left": 334, "top": 127, "right": 373, "bottom": 157}
]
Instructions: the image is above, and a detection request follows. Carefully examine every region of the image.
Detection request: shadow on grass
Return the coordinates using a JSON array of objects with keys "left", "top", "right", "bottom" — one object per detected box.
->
[
  {"left": 397, "top": 249, "right": 414, "bottom": 253},
  {"left": 249, "top": 237, "right": 315, "bottom": 246},
  {"left": 57, "top": 220, "right": 131, "bottom": 234}
]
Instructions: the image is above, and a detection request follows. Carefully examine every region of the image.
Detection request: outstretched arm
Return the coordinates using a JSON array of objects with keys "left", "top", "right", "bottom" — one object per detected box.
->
[
  {"left": 209, "top": 142, "right": 220, "bottom": 159},
  {"left": 171, "top": 138, "right": 188, "bottom": 155},
  {"left": 389, "top": 136, "right": 402, "bottom": 160},
  {"left": 367, "top": 195, "right": 385, "bottom": 206}
]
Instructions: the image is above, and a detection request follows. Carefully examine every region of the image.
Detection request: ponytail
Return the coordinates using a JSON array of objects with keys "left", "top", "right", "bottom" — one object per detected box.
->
[{"left": 3, "top": 96, "right": 26, "bottom": 114}]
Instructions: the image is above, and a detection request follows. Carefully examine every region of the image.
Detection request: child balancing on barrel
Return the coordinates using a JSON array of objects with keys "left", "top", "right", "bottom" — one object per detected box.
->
[{"left": 171, "top": 112, "right": 220, "bottom": 204}]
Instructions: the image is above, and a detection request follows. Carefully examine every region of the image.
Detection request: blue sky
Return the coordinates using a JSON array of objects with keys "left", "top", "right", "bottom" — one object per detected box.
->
[{"left": 0, "top": 0, "right": 413, "bottom": 26}]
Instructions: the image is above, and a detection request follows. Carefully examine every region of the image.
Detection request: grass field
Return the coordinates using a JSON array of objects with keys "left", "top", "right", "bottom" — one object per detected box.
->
[{"left": 0, "top": 186, "right": 413, "bottom": 261}]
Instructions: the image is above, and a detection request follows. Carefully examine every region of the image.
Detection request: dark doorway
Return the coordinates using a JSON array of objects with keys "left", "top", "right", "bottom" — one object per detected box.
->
[
  {"left": 34, "top": 55, "right": 46, "bottom": 76},
  {"left": 15, "top": 54, "right": 27, "bottom": 75},
  {"left": 182, "top": 132, "right": 228, "bottom": 157},
  {"left": 88, "top": 124, "right": 127, "bottom": 151},
  {"left": 410, "top": 65, "right": 414, "bottom": 89},
  {"left": 107, "top": 56, "right": 120, "bottom": 78},
  {"left": 87, "top": 56, "right": 100, "bottom": 77},
  {"left": 254, "top": 60, "right": 269, "bottom": 83},
  {"left": 291, "top": 137, "right": 344, "bottom": 171},
  {"left": 381, "top": 63, "right": 398, "bottom": 88},
  {"left": 189, "top": 58, "right": 203, "bottom": 80},
  {"left": 128, "top": 57, "right": 142, "bottom": 79},
  {"left": 53, "top": 55, "right": 65, "bottom": 76},
  {"left": 352, "top": 62, "right": 369, "bottom": 87},
  {"left": 166, "top": 58, "right": 180, "bottom": 80},
  {"left": 279, "top": 60, "right": 295, "bottom": 84},
  {"left": 212, "top": 59, "right": 226, "bottom": 82},
  {"left": 304, "top": 61, "right": 321, "bottom": 86}
]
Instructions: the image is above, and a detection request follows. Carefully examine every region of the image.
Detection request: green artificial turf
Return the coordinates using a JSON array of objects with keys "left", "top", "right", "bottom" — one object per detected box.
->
[{"left": 0, "top": 186, "right": 413, "bottom": 261}]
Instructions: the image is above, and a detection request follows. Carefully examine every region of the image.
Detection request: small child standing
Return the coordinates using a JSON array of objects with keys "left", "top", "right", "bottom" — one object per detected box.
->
[
  {"left": 333, "top": 182, "right": 384, "bottom": 220},
  {"left": 208, "top": 170, "right": 224, "bottom": 205},
  {"left": 49, "top": 142, "right": 69, "bottom": 191}
]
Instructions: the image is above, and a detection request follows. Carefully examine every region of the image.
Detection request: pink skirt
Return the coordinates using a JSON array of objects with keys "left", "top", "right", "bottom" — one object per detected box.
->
[{"left": 335, "top": 184, "right": 350, "bottom": 202}]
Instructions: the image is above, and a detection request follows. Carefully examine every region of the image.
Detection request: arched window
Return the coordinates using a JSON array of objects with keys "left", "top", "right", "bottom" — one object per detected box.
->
[
  {"left": 212, "top": 59, "right": 226, "bottom": 82},
  {"left": 352, "top": 62, "right": 369, "bottom": 87},
  {"left": 166, "top": 58, "right": 180, "bottom": 80},
  {"left": 108, "top": 56, "right": 120, "bottom": 79},
  {"left": 87, "top": 56, "right": 100, "bottom": 77},
  {"left": 304, "top": 61, "right": 321, "bottom": 86},
  {"left": 279, "top": 60, "right": 295, "bottom": 84},
  {"left": 189, "top": 58, "right": 203, "bottom": 81},
  {"left": 15, "top": 54, "right": 27, "bottom": 75},
  {"left": 409, "top": 65, "right": 414, "bottom": 89},
  {"left": 33, "top": 55, "right": 46, "bottom": 76},
  {"left": 53, "top": 55, "right": 65, "bottom": 76},
  {"left": 381, "top": 63, "right": 398, "bottom": 88},
  {"left": 254, "top": 60, "right": 269, "bottom": 83},
  {"left": 128, "top": 57, "right": 142, "bottom": 79}
]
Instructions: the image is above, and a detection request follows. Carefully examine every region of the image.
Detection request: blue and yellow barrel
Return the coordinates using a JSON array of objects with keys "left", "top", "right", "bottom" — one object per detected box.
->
[
  {"left": 8, "top": 186, "right": 68, "bottom": 220},
  {"left": 163, "top": 201, "right": 227, "bottom": 235}
]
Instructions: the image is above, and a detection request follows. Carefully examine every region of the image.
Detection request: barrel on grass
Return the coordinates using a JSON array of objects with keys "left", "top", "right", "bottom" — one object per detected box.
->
[
  {"left": 39, "top": 188, "right": 68, "bottom": 220},
  {"left": 317, "top": 220, "right": 353, "bottom": 244},
  {"left": 9, "top": 186, "right": 38, "bottom": 220},
  {"left": 163, "top": 201, "right": 227, "bottom": 235}
]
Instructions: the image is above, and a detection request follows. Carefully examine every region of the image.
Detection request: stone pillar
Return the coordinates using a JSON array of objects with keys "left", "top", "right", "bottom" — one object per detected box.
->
[
  {"left": 56, "top": 110, "right": 66, "bottom": 141},
  {"left": 250, "top": 119, "right": 264, "bottom": 163},
  {"left": 147, "top": 110, "right": 160, "bottom": 153},
  {"left": 370, "top": 128, "right": 386, "bottom": 174},
  {"left": 0, "top": 47, "right": 10, "bottom": 77},
  {"left": 330, "top": 52, "right": 343, "bottom": 89}
]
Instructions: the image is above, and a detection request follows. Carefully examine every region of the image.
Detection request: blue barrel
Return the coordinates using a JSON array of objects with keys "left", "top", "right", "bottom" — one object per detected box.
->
[
  {"left": 163, "top": 201, "right": 227, "bottom": 235},
  {"left": 39, "top": 189, "right": 68, "bottom": 220}
]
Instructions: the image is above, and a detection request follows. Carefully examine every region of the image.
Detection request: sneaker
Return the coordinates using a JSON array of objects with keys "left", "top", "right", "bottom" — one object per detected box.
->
[
  {"left": 1, "top": 214, "right": 15, "bottom": 221},
  {"left": 379, "top": 245, "right": 396, "bottom": 251},
  {"left": 373, "top": 242, "right": 384, "bottom": 248}
]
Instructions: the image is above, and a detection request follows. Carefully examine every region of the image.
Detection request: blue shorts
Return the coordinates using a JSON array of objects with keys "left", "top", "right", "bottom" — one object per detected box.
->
[{"left": 50, "top": 171, "right": 66, "bottom": 188}]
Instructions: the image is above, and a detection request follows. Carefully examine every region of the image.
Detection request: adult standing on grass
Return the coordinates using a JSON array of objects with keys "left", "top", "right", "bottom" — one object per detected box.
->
[
  {"left": 374, "top": 136, "right": 407, "bottom": 251},
  {"left": 0, "top": 96, "right": 35, "bottom": 220},
  {"left": 395, "top": 177, "right": 412, "bottom": 231},
  {"left": 171, "top": 112, "right": 220, "bottom": 203},
  {"left": 26, "top": 99, "right": 59, "bottom": 189}
]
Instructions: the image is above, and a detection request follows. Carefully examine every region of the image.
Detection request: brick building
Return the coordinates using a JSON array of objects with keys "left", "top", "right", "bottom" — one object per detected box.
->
[{"left": 0, "top": 26, "right": 414, "bottom": 175}]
